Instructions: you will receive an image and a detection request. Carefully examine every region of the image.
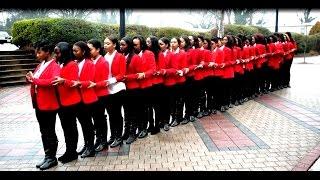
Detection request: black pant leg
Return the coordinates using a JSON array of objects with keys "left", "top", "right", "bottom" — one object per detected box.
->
[
  {"left": 58, "top": 104, "right": 79, "bottom": 154},
  {"left": 35, "top": 109, "right": 58, "bottom": 158},
  {"left": 92, "top": 97, "right": 108, "bottom": 142},
  {"left": 76, "top": 102, "right": 95, "bottom": 148}
]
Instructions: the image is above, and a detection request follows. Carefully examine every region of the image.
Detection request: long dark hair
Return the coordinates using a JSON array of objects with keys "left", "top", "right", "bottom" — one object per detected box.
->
[
  {"left": 133, "top": 35, "right": 147, "bottom": 51},
  {"left": 55, "top": 42, "right": 74, "bottom": 66},
  {"left": 106, "top": 35, "right": 120, "bottom": 52},
  {"left": 180, "top": 35, "right": 191, "bottom": 52},
  {"left": 121, "top": 36, "right": 135, "bottom": 68},
  {"left": 74, "top": 41, "right": 91, "bottom": 59},
  {"left": 159, "top": 37, "right": 170, "bottom": 49},
  {"left": 147, "top": 36, "right": 160, "bottom": 61},
  {"left": 87, "top": 39, "right": 105, "bottom": 56}
]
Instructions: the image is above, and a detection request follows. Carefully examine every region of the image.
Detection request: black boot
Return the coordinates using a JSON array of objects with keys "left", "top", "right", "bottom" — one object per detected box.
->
[
  {"left": 58, "top": 151, "right": 78, "bottom": 164},
  {"left": 81, "top": 146, "right": 95, "bottom": 158},
  {"left": 39, "top": 157, "right": 58, "bottom": 170},
  {"left": 40, "top": 141, "right": 58, "bottom": 170}
]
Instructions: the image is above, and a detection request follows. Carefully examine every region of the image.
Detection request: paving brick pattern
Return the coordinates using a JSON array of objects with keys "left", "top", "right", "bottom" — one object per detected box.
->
[{"left": 0, "top": 60, "right": 319, "bottom": 171}]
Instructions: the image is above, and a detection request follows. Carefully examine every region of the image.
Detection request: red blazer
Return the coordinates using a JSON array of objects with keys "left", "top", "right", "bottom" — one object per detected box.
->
[
  {"left": 255, "top": 44, "right": 267, "bottom": 69},
  {"left": 286, "top": 42, "right": 295, "bottom": 60},
  {"left": 199, "top": 49, "right": 213, "bottom": 79},
  {"left": 30, "top": 59, "right": 60, "bottom": 111},
  {"left": 186, "top": 48, "right": 200, "bottom": 77},
  {"left": 282, "top": 42, "right": 291, "bottom": 61},
  {"left": 152, "top": 52, "right": 167, "bottom": 85},
  {"left": 212, "top": 47, "right": 224, "bottom": 77},
  {"left": 78, "top": 59, "right": 98, "bottom": 104},
  {"left": 164, "top": 49, "right": 187, "bottom": 86},
  {"left": 267, "top": 43, "right": 280, "bottom": 69},
  {"left": 222, "top": 46, "right": 234, "bottom": 79},
  {"left": 138, "top": 50, "right": 156, "bottom": 89},
  {"left": 233, "top": 46, "right": 244, "bottom": 74},
  {"left": 57, "top": 60, "right": 81, "bottom": 107},
  {"left": 125, "top": 54, "right": 142, "bottom": 90},
  {"left": 93, "top": 56, "right": 109, "bottom": 97}
]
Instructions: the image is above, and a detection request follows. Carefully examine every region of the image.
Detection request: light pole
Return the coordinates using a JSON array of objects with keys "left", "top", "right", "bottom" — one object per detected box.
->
[
  {"left": 275, "top": 9, "right": 279, "bottom": 32},
  {"left": 120, "top": 8, "right": 125, "bottom": 38}
]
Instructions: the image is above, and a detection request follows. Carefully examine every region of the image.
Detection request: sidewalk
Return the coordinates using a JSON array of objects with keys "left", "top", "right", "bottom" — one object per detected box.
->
[{"left": 0, "top": 57, "right": 319, "bottom": 171}]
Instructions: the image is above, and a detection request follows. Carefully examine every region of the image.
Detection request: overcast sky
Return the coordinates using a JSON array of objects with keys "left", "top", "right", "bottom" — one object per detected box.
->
[{"left": 1, "top": 9, "right": 320, "bottom": 34}]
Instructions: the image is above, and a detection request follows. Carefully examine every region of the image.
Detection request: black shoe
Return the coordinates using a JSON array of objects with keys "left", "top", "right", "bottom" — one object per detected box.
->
[
  {"left": 202, "top": 111, "right": 209, "bottom": 117},
  {"left": 147, "top": 126, "right": 154, "bottom": 133},
  {"left": 163, "top": 124, "right": 170, "bottom": 131},
  {"left": 80, "top": 147, "right": 95, "bottom": 158},
  {"left": 180, "top": 118, "right": 189, "bottom": 125},
  {"left": 77, "top": 146, "right": 87, "bottom": 155},
  {"left": 39, "top": 157, "right": 58, "bottom": 170},
  {"left": 220, "top": 106, "right": 226, "bottom": 112},
  {"left": 110, "top": 138, "right": 123, "bottom": 148},
  {"left": 93, "top": 139, "right": 101, "bottom": 149},
  {"left": 212, "top": 109, "right": 217, "bottom": 114},
  {"left": 107, "top": 138, "right": 115, "bottom": 145},
  {"left": 95, "top": 143, "right": 108, "bottom": 152},
  {"left": 234, "top": 101, "right": 239, "bottom": 106},
  {"left": 189, "top": 116, "right": 196, "bottom": 122},
  {"left": 229, "top": 104, "right": 234, "bottom": 108},
  {"left": 224, "top": 105, "right": 229, "bottom": 110},
  {"left": 239, "top": 99, "right": 244, "bottom": 105},
  {"left": 170, "top": 120, "right": 179, "bottom": 127},
  {"left": 58, "top": 152, "right": 78, "bottom": 164},
  {"left": 196, "top": 112, "right": 204, "bottom": 119},
  {"left": 126, "top": 135, "right": 137, "bottom": 144},
  {"left": 36, "top": 157, "right": 48, "bottom": 168},
  {"left": 244, "top": 97, "right": 249, "bottom": 102},
  {"left": 151, "top": 128, "right": 160, "bottom": 135},
  {"left": 287, "top": 85, "right": 291, "bottom": 88},
  {"left": 138, "top": 129, "right": 148, "bottom": 139}
]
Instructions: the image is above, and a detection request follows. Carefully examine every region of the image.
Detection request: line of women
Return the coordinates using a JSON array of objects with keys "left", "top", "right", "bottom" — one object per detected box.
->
[{"left": 26, "top": 32, "right": 296, "bottom": 170}]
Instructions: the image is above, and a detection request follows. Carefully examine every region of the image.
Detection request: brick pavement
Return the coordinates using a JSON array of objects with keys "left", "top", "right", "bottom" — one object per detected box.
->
[{"left": 0, "top": 57, "right": 319, "bottom": 171}]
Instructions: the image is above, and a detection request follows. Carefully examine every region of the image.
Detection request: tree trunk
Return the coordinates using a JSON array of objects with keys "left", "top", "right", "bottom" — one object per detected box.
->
[{"left": 219, "top": 10, "right": 225, "bottom": 37}]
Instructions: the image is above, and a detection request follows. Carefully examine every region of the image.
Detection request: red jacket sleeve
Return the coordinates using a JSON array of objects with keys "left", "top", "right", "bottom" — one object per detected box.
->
[
  {"left": 80, "top": 61, "right": 95, "bottom": 88},
  {"left": 33, "top": 64, "right": 60, "bottom": 87},
  {"left": 64, "top": 63, "right": 79, "bottom": 87},
  {"left": 95, "top": 60, "right": 109, "bottom": 88},
  {"left": 114, "top": 54, "right": 126, "bottom": 82},
  {"left": 144, "top": 51, "right": 156, "bottom": 78}
]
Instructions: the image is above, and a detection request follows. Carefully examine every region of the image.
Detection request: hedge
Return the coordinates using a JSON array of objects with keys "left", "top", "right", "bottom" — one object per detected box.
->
[{"left": 12, "top": 18, "right": 275, "bottom": 49}]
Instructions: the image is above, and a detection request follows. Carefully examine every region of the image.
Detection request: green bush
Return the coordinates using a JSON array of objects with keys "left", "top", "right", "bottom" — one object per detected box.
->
[
  {"left": 292, "top": 32, "right": 307, "bottom": 54},
  {"left": 308, "top": 33, "right": 320, "bottom": 53},
  {"left": 224, "top": 24, "right": 271, "bottom": 37},
  {"left": 309, "top": 21, "right": 320, "bottom": 35}
]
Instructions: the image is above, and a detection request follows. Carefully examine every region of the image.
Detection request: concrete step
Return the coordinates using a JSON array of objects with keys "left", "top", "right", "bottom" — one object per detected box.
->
[
  {"left": 0, "top": 54, "right": 35, "bottom": 60},
  {"left": 1, "top": 63, "right": 38, "bottom": 71},
  {"left": 0, "top": 68, "right": 34, "bottom": 76},
  {"left": 0, "top": 50, "right": 33, "bottom": 55},
  {"left": 0, "top": 59, "right": 37, "bottom": 65},
  {"left": 0, "top": 79, "right": 27, "bottom": 87}
]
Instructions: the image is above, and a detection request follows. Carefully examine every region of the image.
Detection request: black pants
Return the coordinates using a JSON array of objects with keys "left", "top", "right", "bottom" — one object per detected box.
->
[
  {"left": 106, "top": 90, "right": 125, "bottom": 140},
  {"left": 283, "top": 59, "right": 293, "bottom": 86},
  {"left": 142, "top": 86, "right": 155, "bottom": 130},
  {"left": 221, "top": 78, "right": 233, "bottom": 106},
  {"left": 169, "top": 83, "right": 184, "bottom": 123},
  {"left": 270, "top": 68, "right": 280, "bottom": 90},
  {"left": 35, "top": 108, "right": 58, "bottom": 158},
  {"left": 259, "top": 63, "right": 269, "bottom": 92},
  {"left": 206, "top": 76, "right": 218, "bottom": 111},
  {"left": 194, "top": 79, "right": 207, "bottom": 113},
  {"left": 58, "top": 104, "right": 79, "bottom": 154},
  {"left": 152, "top": 84, "right": 170, "bottom": 128},
  {"left": 184, "top": 77, "right": 198, "bottom": 118},
  {"left": 92, "top": 96, "right": 108, "bottom": 143},
  {"left": 77, "top": 102, "right": 95, "bottom": 148},
  {"left": 233, "top": 73, "right": 244, "bottom": 102},
  {"left": 123, "top": 88, "right": 143, "bottom": 136}
]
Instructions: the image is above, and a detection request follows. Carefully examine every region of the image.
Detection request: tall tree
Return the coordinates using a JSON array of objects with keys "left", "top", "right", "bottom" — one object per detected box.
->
[
  {"left": 234, "top": 9, "right": 256, "bottom": 25},
  {"left": 299, "top": 9, "right": 316, "bottom": 24},
  {"left": 219, "top": 9, "right": 225, "bottom": 37},
  {"left": 184, "top": 10, "right": 219, "bottom": 30},
  {"left": 56, "top": 9, "right": 92, "bottom": 19},
  {"left": 226, "top": 9, "right": 232, "bottom": 24}
]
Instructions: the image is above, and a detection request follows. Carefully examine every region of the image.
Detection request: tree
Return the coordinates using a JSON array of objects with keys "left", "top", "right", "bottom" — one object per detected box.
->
[
  {"left": 184, "top": 10, "right": 219, "bottom": 30},
  {"left": 226, "top": 9, "right": 232, "bottom": 24},
  {"left": 5, "top": 9, "right": 50, "bottom": 33},
  {"left": 234, "top": 9, "right": 257, "bottom": 25},
  {"left": 55, "top": 9, "right": 92, "bottom": 19},
  {"left": 219, "top": 10, "right": 225, "bottom": 37},
  {"left": 255, "top": 10, "right": 267, "bottom": 26},
  {"left": 99, "top": 9, "right": 132, "bottom": 24},
  {"left": 299, "top": 9, "right": 316, "bottom": 24}
]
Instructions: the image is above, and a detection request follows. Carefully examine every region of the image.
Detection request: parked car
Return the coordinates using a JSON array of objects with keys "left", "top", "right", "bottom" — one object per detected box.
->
[{"left": 0, "top": 31, "right": 13, "bottom": 44}]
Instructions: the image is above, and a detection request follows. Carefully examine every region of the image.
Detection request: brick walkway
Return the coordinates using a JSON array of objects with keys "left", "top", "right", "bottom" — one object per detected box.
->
[{"left": 0, "top": 56, "right": 319, "bottom": 171}]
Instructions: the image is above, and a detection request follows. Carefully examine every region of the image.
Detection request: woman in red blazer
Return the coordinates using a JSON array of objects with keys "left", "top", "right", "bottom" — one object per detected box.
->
[
  {"left": 52, "top": 42, "right": 80, "bottom": 164},
  {"left": 72, "top": 41, "right": 97, "bottom": 158},
  {"left": 284, "top": 32, "right": 296, "bottom": 88},
  {"left": 26, "top": 41, "right": 60, "bottom": 170},
  {"left": 87, "top": 39, "right": 109, "bottom": 152},
  {"left": 220, "top": 35, "right": 235, "bottom": 111},
  {"left": 121, "top": 36, "right": 143, "bottom": 144},
  {"left": 132, "top": 35, "right": 156, "bottom": 139},
  {"left": 146, "top": 35, "right": 165, "bottom": 135},
  {"left": 103, "top": 35, "right": 126, "bottom": 148},
  {"left": 158, "top": 37, "right": 173, "bottom": 131},
  {"left": 167, "top": 37, "right": 188, "bottom": 127}
]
